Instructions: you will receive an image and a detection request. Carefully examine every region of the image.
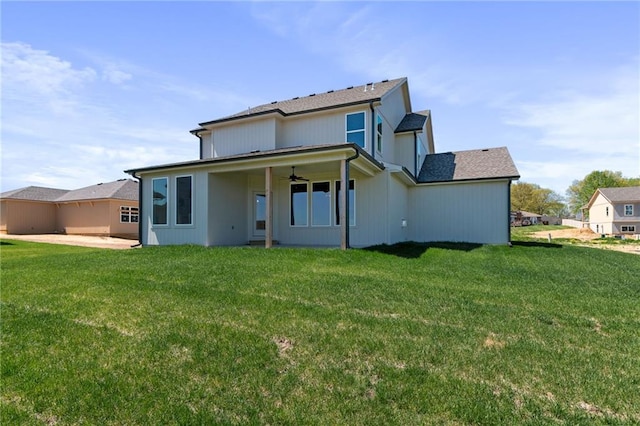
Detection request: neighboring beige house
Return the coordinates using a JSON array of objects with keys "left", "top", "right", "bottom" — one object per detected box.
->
[
  {"left": 585, "top": 186, "right": 640, "bottom": 236},
  {"left": 126, "top": 77, "right": 519, "bottom": 248},
  {"left": 1, "top": 179, "right": 139, "bottom": 239}
]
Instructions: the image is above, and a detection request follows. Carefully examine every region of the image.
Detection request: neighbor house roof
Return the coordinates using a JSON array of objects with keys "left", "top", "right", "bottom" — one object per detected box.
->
[
  {"left": 195, "top": 78, "right": 407, "bottom": 129},
  {"left": 394, "top": 110, "right": 430, "bottom": 133},
  {"left": 417, "top": 147, "right": 520, "bottom": 183},
  {"left": 56, "top": 179, "right": 138, "bottom": 202},
  {"left": 586, "top": 186, "right": 640, "bottom": 209},
  {"left": 1, "top": 186, "right": 69, "bottom": 202}
]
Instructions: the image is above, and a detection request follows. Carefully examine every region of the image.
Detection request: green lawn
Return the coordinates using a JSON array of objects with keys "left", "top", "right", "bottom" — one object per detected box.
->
[{"left": 1, "top": 238, "right": 639, "bottom": 424}]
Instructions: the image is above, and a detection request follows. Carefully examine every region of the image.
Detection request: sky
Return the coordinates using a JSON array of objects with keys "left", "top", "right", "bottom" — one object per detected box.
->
[{"left": 2, "top": 1, "right": 639, "bottom": 197}]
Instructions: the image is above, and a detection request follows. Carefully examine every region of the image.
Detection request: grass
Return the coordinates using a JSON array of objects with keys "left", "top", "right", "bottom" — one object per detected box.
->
[{"left": 1, "top": 238, "right": 639, "bottom": 424}]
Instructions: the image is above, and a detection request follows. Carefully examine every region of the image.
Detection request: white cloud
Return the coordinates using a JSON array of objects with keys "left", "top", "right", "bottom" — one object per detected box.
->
[
  {"left": 1, "top": 42, "right": 96, "bottom": 97},
  {"left": 505, "top": 70, "right": 639, "bottom": 157}
]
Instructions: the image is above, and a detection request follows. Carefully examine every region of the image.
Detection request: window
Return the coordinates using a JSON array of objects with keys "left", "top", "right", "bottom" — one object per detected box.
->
[
  {"left": 621, "top": 226, "right": 636, "bottom": 232},
  {"left": 624, "top": 204, "right": 634, "bottom": 216},
  {"left": 376, "top": 114, "right": 383, "bottom": 153},
  {"left": 152, "top": 177, "right": 168, "bottom": 225},
  {"left": 335, "top": 179, "right": 355, "bottom": 226},
  {"left": 120, "top": 206, "right": 139, "bottom": 223},
  {"left": 606, "top": 207, "right": 609, "bottom": 217},
  {"left": 290, "top": 183, "right": 308, "bottom": 226},
  {"left": 176, "top": 176, "right": 192, "bottom": 225},
  {"left": 311, "top": 182, "right": 331, "bottom": 226},
  {"left": 346, "top": 112, "right": 365, "bottom": 148}
]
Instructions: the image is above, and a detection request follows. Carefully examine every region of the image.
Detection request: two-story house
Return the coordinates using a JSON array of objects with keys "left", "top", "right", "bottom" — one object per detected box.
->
[
  {"left": 125, "top": 77, "right": 519, "bottom": 248},
  {"left": 585, "top": 186, "right": 640, "bottom": 236}
]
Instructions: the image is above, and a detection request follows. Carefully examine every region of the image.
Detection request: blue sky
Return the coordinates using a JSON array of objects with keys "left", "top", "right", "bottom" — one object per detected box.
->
[{"left": 2, "top": 1, "right": 638, "bottom": 197}]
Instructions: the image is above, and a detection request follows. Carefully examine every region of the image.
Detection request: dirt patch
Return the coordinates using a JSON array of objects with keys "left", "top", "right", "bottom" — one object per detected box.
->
[
  {"left": 530, "top": 228, "right": 640, "bottom": 255},
  {"left": 0, "top": 233, "right": 138, "bottom": 250},
  {"left": 531, "top": 228, "right": 599, "bottom": 242}
]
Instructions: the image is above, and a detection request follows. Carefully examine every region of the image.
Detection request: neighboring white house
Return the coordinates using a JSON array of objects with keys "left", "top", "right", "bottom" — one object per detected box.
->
[
  {"left": 126, "top": 78, "right": 519, "bottom": 248},
  {"left": 585, "top": 186, "right": 640, "bottom": 236}
]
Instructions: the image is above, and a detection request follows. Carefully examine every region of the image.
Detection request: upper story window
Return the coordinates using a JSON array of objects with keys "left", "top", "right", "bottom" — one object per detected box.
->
[
  {"left": 376, "top": 114, "right": 383, "bottom": 153},
  {"left": 624, "top": 204, "right": 634, "bottom": 216},
  {"left": 606, "top": 206, "right": 609, "bottom": 217},
  {"left": 346, "top": 112, "right": 365, "bottom": 148},
  {"left": 120, "top": 206, "right": 139, "bottom": 223},
  {"left": 152, "top": 177, "right": 168, "bottom": 225},
  {"left": 176, "top": 175, "right": 193, "bottom": 225}
]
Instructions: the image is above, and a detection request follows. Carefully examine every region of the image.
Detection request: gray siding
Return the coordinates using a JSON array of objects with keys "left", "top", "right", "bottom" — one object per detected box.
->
[
  {"left": 143, "top": 170, "right": 208, "bottom": 246},
  {"left": 208, "top": 173, "right": 248, "bottom": 246},
  {"left": 277, "top": 108, "right": 367, "bottom": 149},
  {"left": 213, "top": 118, "right": 276, "bottom": 157},
  {"left": 409, "top": 180, "right": 510, "bottom": 244}
]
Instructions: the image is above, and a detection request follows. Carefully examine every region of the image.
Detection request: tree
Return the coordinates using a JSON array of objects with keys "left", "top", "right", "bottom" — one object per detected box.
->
[
  {"left": 566, "top": 170, "right": 637, "bottom": 213},
  {"left": 511, "top": 182, "right": 566, "bottom": 215}
]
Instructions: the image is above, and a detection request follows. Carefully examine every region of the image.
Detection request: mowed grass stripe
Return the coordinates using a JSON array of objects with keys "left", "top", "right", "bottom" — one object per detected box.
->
[{"left": 1, "top": 239, "right": 639, "bottom": 424}]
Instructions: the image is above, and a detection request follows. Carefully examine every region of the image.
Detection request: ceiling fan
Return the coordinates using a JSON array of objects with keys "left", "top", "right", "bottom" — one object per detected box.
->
[{"left": 286, "top": 166, "right": 309, "bottom": 182}]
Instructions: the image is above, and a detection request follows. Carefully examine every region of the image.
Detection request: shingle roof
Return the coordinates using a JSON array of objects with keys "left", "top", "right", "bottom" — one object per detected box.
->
[
  {"left": 417, "top": 147, "right": 520, "bottom": 183},
  {"left": 1, "top": 186, "right": 69, "bottom": 202},
  {"left": 56, "top": 179, "right": 138, "bottom": 202},
  {"left": 197, "top": 78, "right": 407, "bottom": 128},
  {"left": 598, "top": 186, "right": 640, "bottom": 203},
  {"left": 395, "top": 111, "right": 429, "bottom": 133}
]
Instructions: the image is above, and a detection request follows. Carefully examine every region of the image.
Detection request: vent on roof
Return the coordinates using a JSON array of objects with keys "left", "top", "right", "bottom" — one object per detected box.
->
[
  {"left": 271, "top": 101, "right": 277, "bottom": 104},
  {"left": 327, "top": 90, "right": 334, "bottom": 93},
  {"left": 347, "top": 86, "right": 353, "bottom": 90},
  {"left": 292, "top": 97, "right": 299, "bottom": 100},
  {"left": 382, "top": 79, "right": 389, "bottom": 83},
  {"left": 482, "top": 149, "right": 489, "bottom": 152},
  {"left": 309, "top": 93, "right": 316, "bottom": 97},
  {"left": 97, "top": 183, "right": 103, "bottom": 185}
]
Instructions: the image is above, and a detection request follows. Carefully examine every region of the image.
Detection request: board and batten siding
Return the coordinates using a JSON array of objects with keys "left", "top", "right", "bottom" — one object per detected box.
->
[
  {"left": 213, "top": 118, "right": 276, "bottom": 158},
  {"left": 277, "top": 107, "right": 368, "bottom": 149},
  {"left": 208, "top": 173, "right": 249, "bottom": 246},
  {"left": 143, "top": 170, "right": 208, "bottom": 246},
  {"left": 409, "top": 180, "right": 511, "bottom": 244}
]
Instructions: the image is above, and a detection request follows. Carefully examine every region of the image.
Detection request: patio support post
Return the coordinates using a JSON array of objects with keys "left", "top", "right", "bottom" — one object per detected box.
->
[
  {"left": 340, "top": 159, "right": 348, "bottom": 250},
  {"left": 265, "top": 166, "right": 273, "bottom": 248}
]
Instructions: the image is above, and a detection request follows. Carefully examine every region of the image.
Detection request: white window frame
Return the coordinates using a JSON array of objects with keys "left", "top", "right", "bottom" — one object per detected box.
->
[
  {"left": 290, "top": 182, "right": 309, "bottom": 227},
  {"left": 120, "top": 206, "right": 139, "bottom": 223},
  {"left": 624, "top": 204, "right": 634, "bottom": 216},
  {"left": 621, "top": 225, "right": 636, "bottom": 233},
  {"left": 175, "top": 175, "right": 193, "bottom": 226},
  {"left": 605, "top": 206, "right": 609, "bottom": 217},
  {"left": 152, "top": 177, "right": 169, "bottom": 226},
  {"left": 345, "top": 111, "right": 366, "bottom": 149},
  {"left": 335, "top": 179, "right": 356, "bottom": 227},
  {"left": 311, "top": 181, "right": 332, "bottom": 227}
]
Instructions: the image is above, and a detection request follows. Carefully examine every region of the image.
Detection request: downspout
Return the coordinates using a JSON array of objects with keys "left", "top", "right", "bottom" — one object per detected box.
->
[
  {"left": 369, "top": 101, "right": 375, "bottom": 161},
  {"left": 508, "top": 180, "right": 512, "bottom": 247},
  {"left": 129, "top": 172, "right": 142, "bottom": 247},
  {"left": 413, "top": 131, "right": 418, "bottom": 177},
  {"left": 344, "top": 147, "right": 360, "bottom": 249},
  {"left": 196, "top": 132, "right": 203, "bottom": 160}
]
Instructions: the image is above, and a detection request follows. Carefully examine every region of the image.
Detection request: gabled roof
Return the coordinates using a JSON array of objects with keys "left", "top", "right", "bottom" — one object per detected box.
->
[
  {"left": 1, "top": 186, "right": 69, "bottom": 202},
  {"left": 56, "top": 179, "right": 138, "bottom": 202},
  {"left": 195, "top": 78, "right": 407, "bottom": 129},
  {"left": 586, "top": 186, "right": 640, "bottom": 209},
  {"left": 395, "top": 110, "right": 430, "bottom": 133},
  {"left": 417, "top": 147, "right": 520, "bottom": 183}
]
